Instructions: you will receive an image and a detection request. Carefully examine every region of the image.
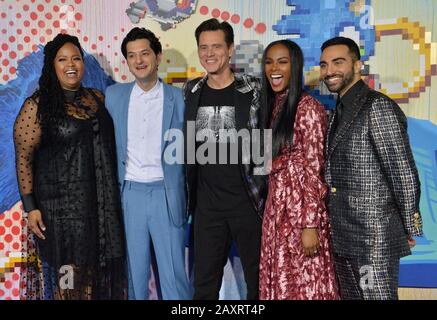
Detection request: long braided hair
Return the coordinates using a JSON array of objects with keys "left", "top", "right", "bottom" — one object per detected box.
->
[{"left": 35, "top": 33, "right": 84, "bottom": 138}]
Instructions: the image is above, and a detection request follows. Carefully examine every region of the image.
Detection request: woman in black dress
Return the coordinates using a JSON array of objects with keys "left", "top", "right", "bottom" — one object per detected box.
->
[{"left": 13, "top": 34, "right": 126, "bottom": 299}]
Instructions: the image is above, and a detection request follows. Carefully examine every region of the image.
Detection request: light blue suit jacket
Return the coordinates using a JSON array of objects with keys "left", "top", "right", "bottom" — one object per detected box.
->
[{"left": 105, "top": 80, "right": 187, "bottom": 227}]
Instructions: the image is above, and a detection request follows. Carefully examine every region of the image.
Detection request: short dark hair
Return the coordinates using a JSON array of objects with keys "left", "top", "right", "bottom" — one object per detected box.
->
[
  {"left": 121, "top": 27, "right": 162, "bottom": 58},
  {"left": 321, "top": 36, "right": 361, "bottom": 61},
  {"left": 195, "top": 18, "right": 234, "bottom": 47}
]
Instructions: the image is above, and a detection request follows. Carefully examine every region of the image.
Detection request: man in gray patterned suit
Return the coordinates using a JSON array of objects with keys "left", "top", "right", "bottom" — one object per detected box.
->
[{"left": 319, "top": 36, "right": 423, "bottom": 299}]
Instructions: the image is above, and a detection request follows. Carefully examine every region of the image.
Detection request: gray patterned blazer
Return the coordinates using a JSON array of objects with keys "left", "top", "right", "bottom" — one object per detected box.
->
[{"left": 325, "top": 81, "right": 423, "bottom": 260}]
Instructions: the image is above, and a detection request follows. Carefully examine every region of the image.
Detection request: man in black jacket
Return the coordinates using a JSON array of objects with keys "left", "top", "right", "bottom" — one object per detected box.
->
[
  {"left": 320, "top": 36, "right": 423, "bottom": 299},
  {"left": 184, "top": 18, "right": 266, "bottom": 300}
]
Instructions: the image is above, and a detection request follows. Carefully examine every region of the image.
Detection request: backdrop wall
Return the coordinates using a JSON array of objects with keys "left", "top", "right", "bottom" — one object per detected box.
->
[{"left": 1, "top": 0, "right": 436, "bottom": 300}]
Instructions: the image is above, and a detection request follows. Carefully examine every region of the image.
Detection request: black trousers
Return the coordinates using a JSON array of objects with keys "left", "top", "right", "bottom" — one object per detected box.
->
[{"left": 193, "top": 211, "right": 262, "bottom": 300}]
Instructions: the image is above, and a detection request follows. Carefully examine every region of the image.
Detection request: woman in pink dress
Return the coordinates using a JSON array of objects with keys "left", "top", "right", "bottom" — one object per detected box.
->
[{"left": 259, "top": 40, "right": 339, "bottom": 300}]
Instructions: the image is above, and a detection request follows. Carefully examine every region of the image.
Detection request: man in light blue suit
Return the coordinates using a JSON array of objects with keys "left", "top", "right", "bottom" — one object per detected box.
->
[{"left": 105, "top": 27, "right": 191, "bottom": 300}]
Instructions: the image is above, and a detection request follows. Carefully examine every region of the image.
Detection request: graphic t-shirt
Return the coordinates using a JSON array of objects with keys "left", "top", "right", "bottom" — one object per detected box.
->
[{"left": 195, "top": 82, "right": 254, "bottom": 215}]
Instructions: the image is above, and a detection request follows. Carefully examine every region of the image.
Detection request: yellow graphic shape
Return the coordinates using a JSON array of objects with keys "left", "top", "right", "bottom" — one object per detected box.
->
[{"left": 375, "top": 18, "right": 437, "bottom": 102}]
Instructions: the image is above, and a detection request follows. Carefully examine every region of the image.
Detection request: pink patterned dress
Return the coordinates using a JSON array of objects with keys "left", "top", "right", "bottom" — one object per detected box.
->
[{"left": 259, "top": 92, "right": 339, "bottom": 300}]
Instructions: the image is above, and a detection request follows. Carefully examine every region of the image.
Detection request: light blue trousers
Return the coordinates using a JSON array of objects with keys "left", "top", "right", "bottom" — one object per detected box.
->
[{"left": 122, "top": 180, "right": 191, "bottom": 300}]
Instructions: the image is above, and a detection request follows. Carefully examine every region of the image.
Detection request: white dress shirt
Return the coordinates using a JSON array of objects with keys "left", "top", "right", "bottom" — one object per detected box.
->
[{"left": 125, "top": 80, "right": 164, "bottom": 183}]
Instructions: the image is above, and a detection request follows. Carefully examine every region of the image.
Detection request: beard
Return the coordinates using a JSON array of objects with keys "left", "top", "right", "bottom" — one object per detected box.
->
[{"left": 323, "top": 68, "right": 355, "bottom": 95}]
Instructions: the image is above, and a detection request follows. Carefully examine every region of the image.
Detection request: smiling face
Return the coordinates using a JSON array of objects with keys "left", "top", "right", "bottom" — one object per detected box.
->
[
  {"left": 319, "top": 44, "right": 362, "bottom": 97},
  {"left": 264, "top": 43, "right": 292, "bottom": 93},
  {"left": 54, "top": 42, "right": 84, "bottom": 91},
  {"left": 126, "top": 38, "right": 161, "bottom": 90},
  {"left": 198, "top": 30, "right": 234, "bottom": 76}
]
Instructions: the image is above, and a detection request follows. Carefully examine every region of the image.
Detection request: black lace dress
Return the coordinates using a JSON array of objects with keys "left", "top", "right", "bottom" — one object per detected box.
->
[{"left": 14, "top": 87, "right": 127, "bottom": 299}]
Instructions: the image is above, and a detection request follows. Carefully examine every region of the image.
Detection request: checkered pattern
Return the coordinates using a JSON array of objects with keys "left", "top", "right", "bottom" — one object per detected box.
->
[
  {"left": 325, "top": 83, "right": 423, "bottom": 260},
  {"left": 333, "top": 253, "right": 400, "bottom": 300}
]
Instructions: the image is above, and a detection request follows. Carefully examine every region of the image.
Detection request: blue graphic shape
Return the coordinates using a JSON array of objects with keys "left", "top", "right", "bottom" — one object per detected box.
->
[
  {"left": 399, "top": 118, "right": 437, "bottom": 287},
  {"left": 0, "top": 45, "right": 115, "bottom": 213},
  {"left": 273, "top": 0, "right": 375, "bottom": 109},
  {"left": 126, "top": 0, "right": 198, "bottom": 31},
  {"left": 273, "top": 0, "right": 375, "bottom": 66}
]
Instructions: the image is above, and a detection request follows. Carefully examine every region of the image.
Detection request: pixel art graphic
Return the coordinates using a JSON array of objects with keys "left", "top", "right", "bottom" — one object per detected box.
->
[
  {"left": 373, "top": 17, "right": 437, "bottom": 104},
  {"left": 1, "top": 0, "right": 437, "bottom": 299},
  {"left": 0, "top": 202, "right": 25, "bottom": 300},
  {"left": 159, "top": 67, "right": 204, "bottom": 85},
  {"left": 126, "top": 0, "right": 198, "bottom": 30},
  {"left": 232, "top": 40, "right": 264, "bottom": 78},
  {"left": 273, "top": 0, "right": 375, "bottom": 66},
  {"left": 271, "top": 0, "right": 375, "bottom": 108},
  {"left": 400, "top": 118, "right": 437, "bottom": 287}
]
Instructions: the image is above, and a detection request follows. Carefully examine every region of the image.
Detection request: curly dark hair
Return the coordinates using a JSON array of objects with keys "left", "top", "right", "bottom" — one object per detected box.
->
[{"left": 36, "top": 33, "right": 84, "bottom": 135}]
